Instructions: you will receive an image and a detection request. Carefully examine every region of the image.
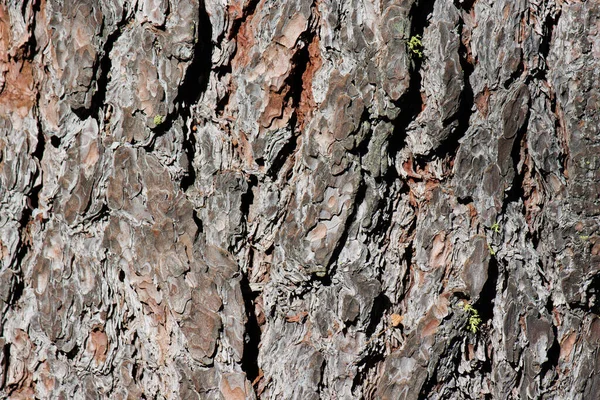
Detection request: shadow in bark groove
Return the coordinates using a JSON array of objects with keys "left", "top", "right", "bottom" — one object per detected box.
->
[
  {"left": 175, "top": 0, "right": 213, "bottom": 107},
  {"left": 366, "top": 293, "right": 391, "bottom": 337},
  {"left": 320, "top": 180, "right": 368, "bottom": 285},
  {"left": 388, "top": 0, "right": 435, "bottom": 158},
  {"left": 240, "top": 274, "right": 261, "bottom": 383},
  {"left": 73, "top": 9, "right": 129, "bottom": 122},
  {"left": 474, "top": 255, "right": 499, "bottom": 324},
  {"left": 432, "top": 12, "right": 475, "bottom": 162}
]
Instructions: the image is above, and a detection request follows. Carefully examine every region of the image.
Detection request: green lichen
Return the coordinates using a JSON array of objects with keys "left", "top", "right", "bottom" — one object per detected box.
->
[
  {"left": 408, "top": 35, "right": 424, "bottom": 59},
  {"left": 490, "top": 222, "right": 501, "bottom": 233},
  {"left": 460, "top": 302, "right": 482, "bottom": 334},
  {"left": 153, "top": 114, "right": 165, "bottom": 126}
]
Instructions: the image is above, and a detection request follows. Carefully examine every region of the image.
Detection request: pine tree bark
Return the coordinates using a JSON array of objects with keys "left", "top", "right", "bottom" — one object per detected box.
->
[{"left": 1, "top": 0, "right": 598, "bottom": 398}]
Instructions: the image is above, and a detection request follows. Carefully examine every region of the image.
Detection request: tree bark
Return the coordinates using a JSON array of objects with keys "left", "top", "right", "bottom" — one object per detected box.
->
[{"left": 1, "top": 0, "right": 598, "bottom": 398}]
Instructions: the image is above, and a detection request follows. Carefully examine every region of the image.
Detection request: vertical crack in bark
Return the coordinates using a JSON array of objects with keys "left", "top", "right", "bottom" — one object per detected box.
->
[
  {"left": 365, "top": 294, "right": 391, "bottom": 337},
  {"left": 474, "top": 255, "right": 499, "bottom": 325},
  {"left": 266, "top": 1, "right": 319, "bottom": 179},
  {"left": 228, "top": 0, "right": 261, "bottom": 41},
  {"left": 180, "top": 124, "right": 197, "bottom": 191},
  {"left": 174, "top": 0, "right": 213, "bottom": 108},
  {"left": 12, "top": 116, "right": 46, "bottom": 307},
  {"left": 73, "top": 10, "right": 128, "bottom": 122},
  {"left": 240, "top": 273, "right": 261, "bottom": 384},
  {"left": 501, "top": 110, "right": 530, "bottom": 212},
  {"left": 320, "top": 180, "right": 367, "bottom": 284},
  {"left": 433, "top": 12, "right": 475, "bottom": 161},
  {"left": 238, "top": 176, "right": 263, "bottom": 386}
]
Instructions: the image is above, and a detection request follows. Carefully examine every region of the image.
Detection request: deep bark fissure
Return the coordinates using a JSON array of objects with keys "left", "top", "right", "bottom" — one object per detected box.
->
[
  {"left": 388, "top": 0, "right": 435, "bottom": 159},
  {"left": 321, "top": 180, "right": 367, "bottom": 283},
  {"left": 174, "top": 1, "right": 213, "bottom": 108},
  {"left": 240, "top": 273, "right": 261, "bottom": 383},
  {"left": 501, "top": 109, "right": 531, "bottom": 212},
  {"left": 72, "top": 12, "right": 128, "bottom": 122},
  {"left": 432, "top": 14, "right": 475, "bottom": 162},
  {"left": 180, "top": 126, "right": 198, "bottom": 191},
  {"left": 228, "top": 0, "right": 261, "bottom": 41},
  {"left": 474, "top": 255, "right": 499, "bottom": 324},
  {"left": 365, "top": 293, "right": 391, "bottom": 337}
]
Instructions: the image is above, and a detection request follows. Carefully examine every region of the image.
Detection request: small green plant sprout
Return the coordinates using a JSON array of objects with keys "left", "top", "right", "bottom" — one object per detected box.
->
[
  {"left": 407, "top": 35, "right": 424, "bottom": 59},
  {"left": 459, "top": 301, "right": 482, "bottom": 333},
  {"left": 153, "top": 114, "right": 165, "bottom": 126},
  {"left": 490, "top": 221, "right": 501, "bottom": 233},
  {"left": 487, "top": 243, "right": 496, "bottom": 256}
]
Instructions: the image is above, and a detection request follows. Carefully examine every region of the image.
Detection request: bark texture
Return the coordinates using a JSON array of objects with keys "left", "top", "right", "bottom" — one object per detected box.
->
[{"left": 1, "top": 0, "right": 599, "bottom": 398}]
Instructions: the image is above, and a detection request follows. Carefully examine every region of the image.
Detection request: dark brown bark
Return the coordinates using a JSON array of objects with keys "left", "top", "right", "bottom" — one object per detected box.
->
[{"left": 0, "top": 0, "right": 599, "bottom": 398}]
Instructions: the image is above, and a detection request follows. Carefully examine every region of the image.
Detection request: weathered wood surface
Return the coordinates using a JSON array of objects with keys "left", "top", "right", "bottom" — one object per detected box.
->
[{"left": 1, "top": 0, "right": 599, "bottom": 398}]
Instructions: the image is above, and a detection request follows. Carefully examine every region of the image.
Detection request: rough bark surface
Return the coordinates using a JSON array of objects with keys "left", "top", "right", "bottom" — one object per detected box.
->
[{"left": 1, "top": 0, "right": 599, "bottom": 398}]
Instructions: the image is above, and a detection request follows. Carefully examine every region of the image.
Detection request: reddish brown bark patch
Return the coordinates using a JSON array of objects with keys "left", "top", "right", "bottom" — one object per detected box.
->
[{"left": 0, "top": 5, "right": 37, "bottom": 118}]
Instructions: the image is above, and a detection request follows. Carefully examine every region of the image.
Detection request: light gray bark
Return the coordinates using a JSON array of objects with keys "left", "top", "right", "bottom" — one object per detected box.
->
[{"left": 1, "top": 0, "right": 599, "bottom": 399}]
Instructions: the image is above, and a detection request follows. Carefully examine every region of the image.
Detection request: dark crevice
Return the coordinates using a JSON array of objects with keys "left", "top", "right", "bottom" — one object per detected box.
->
[
  {"left": 1, "top": 343, "right": 9, "bottom": 388},
  {"left": 12, "top": 121, "right": 46, "bottom": 306},
  {"left": 503, "top": 56, "right": 525, "bottom": 89},
  {"left": 132, "top": 362, "right": 139, "bottom": 381},
  {"left": 266, "top": 114, "right": 299, "bottom": 180},
  {"left": 318, "top": 181, "right": 367, "bottom": 285},
  {"left": 72, "top": 11, "right": 128, "bottom": 121},
  {"left": 348, "top": 109, "right": 374, "bottom": 159},
  {"left": 62, "top": 343, "right": 80, "bottom": 360},
  {"left": 388, "top": 0, "right": 435, "bottom": 160},
  {"left": 50, "top": 135, "right": 62, "bottom": 148},
  {"left": 240, "top": 175, "right": 257, "bottom": 218},
  {"left": 239, "top": 274, "right": 261, "bottom": 384},
  {"left": 8, "top": 278, "right": 24, "bottom": 307},
  {"left": 265, "top": 18, "right": 317, "bottom": 179},
  {"left": 456, "top": 195, "right": 474, "bottom": 205},
  {"left": 365, "top": 293, "right": 391, "bottom": 337},
  {"left": 180, "top": 126, "right": 197, "bottom": 191},
  {"left": 83, "top": 202, "right": 111, "bottom": 225},
  {"left": 168, "top": 0, "right": 212, "bottom": 189},
  {"left": 351, "top": 350, "right": 385, "bottom": 396},
  {"left": 534, "top": 8, "right": 561, "bottom": 81},
  {"left": 539, "top": 298, "right": 560, "bottom": 389},
  {"left": 228, "top": 0, "right": 261, "bottom": 41},
  {"left": 284, "top": 30, "right": 315, "bottom": 111},
  {"left": 432, "top": 15, "right": 475, "bottom": 161},
  {"left": 501, "top": 110, "right": 531, "bottom": 212},
  {"left": 474, "top": 255, "right": 499, "bottom": 324},
  {"left": 409, "top": 0, "right": 435, "bottom": 43},
  {"left": 417, "top": 366, "right": 440, "bottom": 400},
  {"left": 214, "top": 64, "right": 233, "bottom": 115},
  {"left": 191, "top": 210, "right": 203, "bottom": 240},
  {"left": 317, "top": 357, "right": 327, "bottom": 395},
  {"left": 454, "top": 0, "right": 476, "bottom": 12},
  {"left": 174, "top": 0, "right": 213, "bottom": 107},
  {"left": 585, "top": 274, "right": 600, "bottom": 315}
]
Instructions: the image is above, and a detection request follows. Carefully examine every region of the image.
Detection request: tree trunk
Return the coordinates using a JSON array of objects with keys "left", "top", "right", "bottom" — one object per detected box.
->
[{"left": 1, "top": 0, "right": 598, "bottom": 398}]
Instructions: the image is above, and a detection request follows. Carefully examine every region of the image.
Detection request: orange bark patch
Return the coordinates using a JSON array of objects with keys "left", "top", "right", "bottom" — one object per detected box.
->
[
  {"left": 88, "top": 326, "right": 109, "bottom": 363},
  {"left": 286, "top": 311, "right": 308, "bottom": 323},
  {"left": 220, "top": 373, "right": 249, "bottom": 400},
  {"left": 475, "top": 86, "right": 491, "bottom": 117},
  {"left": 421, "top": 316, "right": 441, "bottom": 337},
  {"left": 296, "top": 28, "right": 322, "bottom": 130},
  {"left": 0, "top": 5, "right": 37, "bottom": 118},
  {"left": 559, "top": 332, "right": 577, "bottom": 362},
  {"left": 230, "top": 0, "right": 264, "bottom": 69},
  {"left": 429, "top": 231, "right": 451, "bottom": 270}
]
